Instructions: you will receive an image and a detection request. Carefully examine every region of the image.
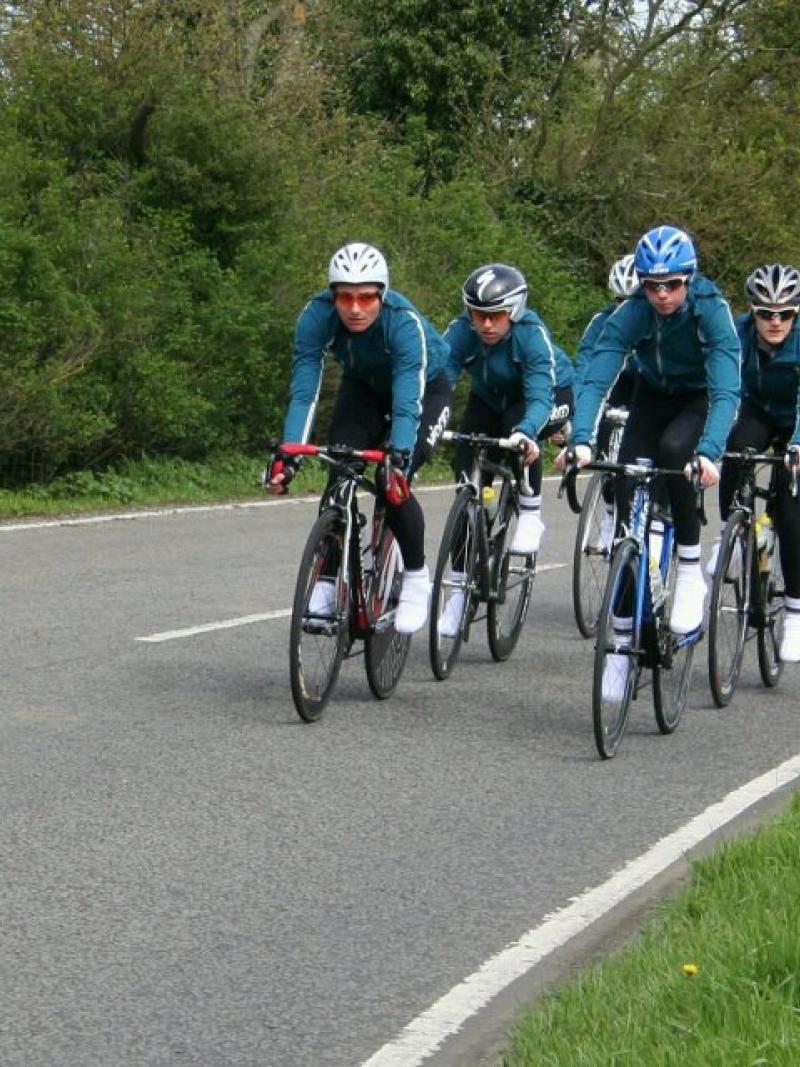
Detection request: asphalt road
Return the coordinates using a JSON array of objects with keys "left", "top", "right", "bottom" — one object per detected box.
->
[{"left": 2, "top": 482, "right": 798, "bottom": 1067}]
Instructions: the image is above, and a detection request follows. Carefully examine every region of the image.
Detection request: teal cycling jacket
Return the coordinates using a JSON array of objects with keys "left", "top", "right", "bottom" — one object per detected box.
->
[
  {"left": 444, "top": 309, "right": 567, "bottom": 440},
  {"left": 738, "top": 312, "right": 800, "bottom": 446},
  {"left": 281, "top": 289, "right": 449, "bottom": 455},
  {"left": 572, "top": 274, "right": 741, "bottom": 460},
  {"left": 574, "top": 301, "right": 638, "bottom": 396}
]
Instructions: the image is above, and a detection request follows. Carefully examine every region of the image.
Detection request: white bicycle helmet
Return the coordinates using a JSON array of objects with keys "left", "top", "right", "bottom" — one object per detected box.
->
[
  {"left": 328, "top": 242, "right": 389, "bottom": 291},
  {"left": 608, "top": 254, "right": 639, "bottom": 298},
  {"left": 745, "top": 264, "right": 800, "bottom": 306}
]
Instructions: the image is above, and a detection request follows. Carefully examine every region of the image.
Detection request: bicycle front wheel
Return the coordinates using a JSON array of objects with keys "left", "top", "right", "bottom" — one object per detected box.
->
[
  {"left": 592, "top": 539, "right": 639, "bottom": 759},
  {"left": 364, "top": 525, "right": 411, "bottom": 699},
  {"left": 572, "top": 472, "right": 614, "bottom": 639},
  {"left": 708, "top": 512, "right": 751, "bottom": 707},
  {"left": 289, "top": 509, "right": 349, "bottom": 722},
  {"left": 429, "top": 488, "right": 479, "bottom": 680},
  {"left": 757, "top": 544, "right": 784, "bottom": 688},
  {"left": 487, "top": 495, "right": 534, "bottom": 661},
  {"left": 653, "top": 554, "right": 695, "bottom": 734}
]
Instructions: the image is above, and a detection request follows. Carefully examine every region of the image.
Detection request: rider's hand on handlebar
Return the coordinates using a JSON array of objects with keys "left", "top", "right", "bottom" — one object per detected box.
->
[
  {"left": 263, "top": 452, "right": 298, "bottom": 495},
  {"left": 507, "top": 432, "right": 539, "bottom": 467},
  {"left": 555, "top": 444, "right": 591, "bottom": 472},
  {"left": 683, "top": 454, "right": 719, "bottom": 488}
]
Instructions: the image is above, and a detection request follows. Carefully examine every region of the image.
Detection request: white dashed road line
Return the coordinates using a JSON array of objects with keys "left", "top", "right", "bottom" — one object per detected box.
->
[{"left": 134, "top": 565, "right": 567, "bottom": 643}]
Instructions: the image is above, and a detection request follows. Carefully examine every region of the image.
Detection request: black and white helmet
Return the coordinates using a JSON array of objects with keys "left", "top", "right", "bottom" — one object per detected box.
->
[
  {"left": 328, "top": 242, "right": 389, "bottom": 291},
  {"left": 462, "top": 263, "right": 527, "bottom": 322},
  {"left": 745, "top": 264, "right": 800, "bottom": 307},
  {"left": 608, "top": 254, "right": 639, "bottom": 298}
]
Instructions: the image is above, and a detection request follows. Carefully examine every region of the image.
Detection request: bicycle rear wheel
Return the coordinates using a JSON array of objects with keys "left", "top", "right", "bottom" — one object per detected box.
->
[
  {"left": 593, "top": 540, "right": 639, "bottom": 759},
  {"left": 708, "top": 512, "right": 751, "bottom": 707},
  {"left": 757, "top": 544, "right": 784, "bottom": 687},
  {"left": 653, "top": 555, "right": 695, "bottom": 733},
  {"left": 487, "top": 495, "right": 534, "bottom": 661},
  {"left": 572, "top": 472, "right": 614, "bottom": 638},
  {"left": 289, "top": 509, "right": 349, "bottom": 722},
  {"left": 364, "top": 524, "right": 411, "bottom": 699},
  {"left": 429, "top": 489, "right": 479, "bottom": 680}
]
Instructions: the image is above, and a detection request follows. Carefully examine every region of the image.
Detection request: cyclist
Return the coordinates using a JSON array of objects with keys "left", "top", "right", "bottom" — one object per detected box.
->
[
  {"left": 556, "top": 225, "right": 740, "bottom": 692},
  {"left": 444, "top": 262, "right": 563, "bottom": 541},
  {"left": 267, "top": 241, "right": 452, "bottom": 634},
  {"left": 574, "top": 253, "right": 641, "bottom": 550},
  {"left": 708, "top": 264, "right": 800, "bottom": 661}
]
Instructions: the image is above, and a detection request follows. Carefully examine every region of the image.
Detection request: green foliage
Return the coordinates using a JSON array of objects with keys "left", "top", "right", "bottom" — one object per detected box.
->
[{"left": 0, "top": 0, "right": 798, "bottom": 489}]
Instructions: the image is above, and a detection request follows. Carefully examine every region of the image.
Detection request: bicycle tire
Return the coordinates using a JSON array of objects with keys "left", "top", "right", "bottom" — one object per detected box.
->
[
  {"left": 572, "top": 472, "right": 615, "bottom": 639},
  {"left": 487, "top": 494, "right": 534, "bottom": 661},
  {"left": 707, "top": 512, "right": 751, "bottom": 707},
  {"left": 364, "top": 524, "right": 411, "bottom": 699},
  {"left": 592, "top": 539, "right": 639, "bottom": 759},
  {"left": 289, "top": 508, "right": 349, "bottom": 722},
  {"left": 757, "top": 544, "right": 784, "bottom": 688},
  {"left": 429, "top": 488, "right": 479, "bottom": 680},
  {"left": 653, "top": 554, "right": 695, "bottom": 734}
]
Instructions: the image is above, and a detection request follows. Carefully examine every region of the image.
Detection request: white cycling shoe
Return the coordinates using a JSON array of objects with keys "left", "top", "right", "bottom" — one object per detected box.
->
[
  {"left": 438, "top": 579, "right": 466, "bottom": 638},
  {"left": 510, "top": 509, "right": 544, "bottom": 555},
  {"left": 395, "top": 566, "right": 431, "bottom": 634},
  {"left": 601, "top": 653, "right": 630, "bottom": 702},
  {"left": 307, "top": 578, "right": 336, "bottom": 618},
  {"left": 670, "top": 563, "right": 707, "bottom": 635},
  {"left": 597, "top": 510, "right": 615, "bottom": 554},
  {"left": 779, "top": 611, "right": 800, "bottom": 662}
]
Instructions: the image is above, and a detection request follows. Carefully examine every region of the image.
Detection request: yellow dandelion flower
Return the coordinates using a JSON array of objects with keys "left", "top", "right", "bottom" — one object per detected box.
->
[{"left": 682, "top": 963, "right": 700, "bottom": 977}]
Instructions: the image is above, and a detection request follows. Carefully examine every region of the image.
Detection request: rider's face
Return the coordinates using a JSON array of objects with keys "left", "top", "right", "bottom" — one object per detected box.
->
[
  {"left": 753, "top": 306, "right": 797, "bottom": 347},
  {"left": 333, "top": 285, "right": 383, "bottom": 332},
  {"left": 469, "top": 308, "right": 512, "bottom": 345},
  {"left": 642, "top": 275, "right": 689, "bottom": 316}
]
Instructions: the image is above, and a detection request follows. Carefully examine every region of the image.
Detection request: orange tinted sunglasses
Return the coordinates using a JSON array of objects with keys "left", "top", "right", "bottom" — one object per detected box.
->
[{"left": 334, "top": 290, "right": 382, "bottom": 309}]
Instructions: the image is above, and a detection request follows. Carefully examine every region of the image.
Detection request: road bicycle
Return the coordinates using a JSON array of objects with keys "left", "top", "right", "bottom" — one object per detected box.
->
[
  {"left": 569, "top": 406, "right": 629, "bottom": 638},
  {"left": 279, "top": 443, "right": 411, "bottom": 722},
  {"left": 564, "top": 457, "right": 705, "bottom": 759},
  {"left": 428, "top": 430, "right": 536, "bottom": 680},
  {"left": 707, "top": 450, "right": 793, "bottom": 707}
]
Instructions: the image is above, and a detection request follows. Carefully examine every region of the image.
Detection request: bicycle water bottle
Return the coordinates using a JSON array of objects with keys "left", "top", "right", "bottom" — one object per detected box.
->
[
  {"left": 755, "top": 514, "right": 775, "bottom": 573},
  {"left": 359, "top": 512, "right": 373, "bottom": 574},
  {"left": 482, "top": 484, "right": 499, "bottom": 523}
]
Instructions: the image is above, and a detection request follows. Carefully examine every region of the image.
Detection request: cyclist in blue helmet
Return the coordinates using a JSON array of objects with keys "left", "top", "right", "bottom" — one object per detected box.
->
[
  {"left": 266, "top": 241, "right": 453, "bottom": 634},
  {"left": 708, "top": 263, "right": 800, "bottom": 661},
  {"left": 556, "top": 224, "right": 740, "bottom": 693}
]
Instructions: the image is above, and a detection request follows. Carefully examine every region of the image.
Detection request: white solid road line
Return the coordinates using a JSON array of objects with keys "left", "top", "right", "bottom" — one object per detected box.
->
[
  {"left": 136, "top": 609, "right": 292, "bottom": 643},
  {"left": 360, "top": 753, "right": 800, "bottom": 1067},
  {"left": 134, "top": 565, "right": 567, "bottom": 643},
  {"left": 0, "top": 477, "right": 571, "bottom": 532}
]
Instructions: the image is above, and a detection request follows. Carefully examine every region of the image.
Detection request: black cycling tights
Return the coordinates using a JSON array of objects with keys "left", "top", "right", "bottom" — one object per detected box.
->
[
  {"left": 326, "top": 372, "right": 453, "bottom": 571},
  {"left": 719, "top": 400, "right": 800, "bottom": 598},
  {"left": 616, "top": 382, "right": 708, "bottom": 547}
]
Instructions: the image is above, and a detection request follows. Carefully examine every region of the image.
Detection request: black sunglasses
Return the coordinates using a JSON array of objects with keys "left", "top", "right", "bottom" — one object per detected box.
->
[
  {"left": 753, "top": 306, "right": 798, "bottom": 322},
  {"left": 642, "top": 278, "right": 687, "bottom": 293}
]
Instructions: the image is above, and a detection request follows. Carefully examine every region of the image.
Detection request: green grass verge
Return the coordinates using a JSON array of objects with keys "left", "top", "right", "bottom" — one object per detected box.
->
[
  {"left": 0, "top": 450, "right": 461, "bottom": 519},
  {"left": 503, "top": 792, "right": 800, "bottom": 1066}
]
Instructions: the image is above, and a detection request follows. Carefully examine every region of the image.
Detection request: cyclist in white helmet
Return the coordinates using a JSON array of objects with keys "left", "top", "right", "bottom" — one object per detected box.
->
[
  {"left": 267, "top": 241, "right": 452, "bottom": 634},
  {"left": 708, "top": 263, "right": 800, "bottom": 661},
  {"left": 574, "top": 254, "right": 641, "bottom": 548}
]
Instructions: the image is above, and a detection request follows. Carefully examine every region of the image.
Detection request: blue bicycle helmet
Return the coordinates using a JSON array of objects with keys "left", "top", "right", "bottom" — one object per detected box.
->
[{"left": 634, "top": 226, "right": 697, "bottom": 277}]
